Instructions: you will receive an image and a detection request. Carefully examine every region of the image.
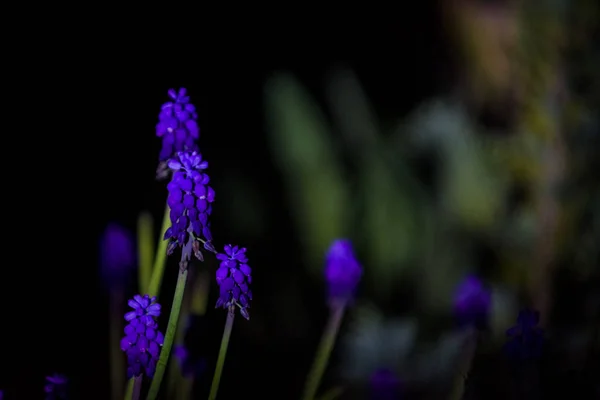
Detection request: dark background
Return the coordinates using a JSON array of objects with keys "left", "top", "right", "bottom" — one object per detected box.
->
[{"left": 2, "top": 6, "right": 450, "bottom": 399}]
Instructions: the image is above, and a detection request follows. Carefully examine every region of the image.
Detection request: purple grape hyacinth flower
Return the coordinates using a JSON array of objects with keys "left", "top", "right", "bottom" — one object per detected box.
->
[
  {"left": 120, "top": 294, "right": 165, "bottom": 378},
  {"left": 99, "top": 223, "right": 135, "bottom": 284},
  {"left": 215, "top": 244, "right": 253, "bottom": 319},
  {"left": 44, "top": 374, "right": 68, "bottom": 400},
  {"left": 370, "top": 368, "right": 401, "bottom": 400},
  {"left": 324, "top": 239, "right": 363, "bottom": 302},
  {"left": 163, "top": 151, "right": 216, "bottom": 260},
  {"left": 503, "top": 308, "right": 544, "bottom": 361},
  {"left": 453, "top": 275, "right": 491, "bottom": 329},
  {"left": 156, "top": 88, "right": 200, "bottom": 161}
]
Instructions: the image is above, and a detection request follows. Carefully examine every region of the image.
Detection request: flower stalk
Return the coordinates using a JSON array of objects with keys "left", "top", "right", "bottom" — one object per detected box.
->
[
  {"left": 147, "top": 204, "right": 171, "bottom": 297},
  {"left": 208, "top": 307, "right": 236, "bottom": 400},
  {"left": 302, "top": 300, "right": 347, "bottom": 400},
  {"left": 132, "top": 375, "right": 143, "bottom": 400},
  {"left": 146, "top": 245, "right": 191, "bottom": 400}
]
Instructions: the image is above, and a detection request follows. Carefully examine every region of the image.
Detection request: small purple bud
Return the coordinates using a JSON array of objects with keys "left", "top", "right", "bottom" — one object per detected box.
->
[
  {"left": 453, "top": 275, "right": 491, "bottom": 330},
  {"left": 324, "top": 239, "right": 363, "bottom": 302}
]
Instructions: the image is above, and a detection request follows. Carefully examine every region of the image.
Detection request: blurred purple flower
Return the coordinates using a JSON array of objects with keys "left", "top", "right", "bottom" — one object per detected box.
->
[
  {"left": 453, "top": 275, "right": 491, "bottom": 329},
  {"left": 324, "top": 239, "right": 363, "bottom": 302},
  {"left": 503, "top": 308, "right": 544, "bottom": 361},
  {"left": 163, "top": 151, "right": 215, "bottom": 259},
  {"left": 215, "top": 244, "right": 253, "bottom": 319},
  {"left": 0, "top": 389, "right": 3, "bottom": 400},
  {"left": 156, "top": 88, "right": 200, "bottom": 161},
  {"left": 120, "top": 294, "right": 165, "bottom": 378},
  {"left": 174, "top": 345, "right": 207, "bottom": 378},
  {"left": 99, "top": 223, "right": 135, "bottom": 284},
  {"left": 44, "top": 374, "right": 68, "bottom": 400},
  {"left": 370, "top": 368, "right": 401, "bottom": 400}
]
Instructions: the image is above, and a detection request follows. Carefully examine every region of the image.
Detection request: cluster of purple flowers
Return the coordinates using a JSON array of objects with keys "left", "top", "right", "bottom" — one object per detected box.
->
[
  {"left": 44, "top": 374, "right": 68, "bottom": 400},
  {"left": 215, "top": 245, "right": 253, "bottom": 319},
  {"left": 163, "top": 151, "right": 215, "bottom": 256},
  {"left": 156, "top": 88, "right": 200, "bottom": 161},
  {"left": 120, "top": 295, "right": 165, "bottom": 378},
  {"left": 504, "top": 308, "right": 545, "bottom": 360},
  {"left": 324, "top": 239, "right": 363, "bottom": 302}
]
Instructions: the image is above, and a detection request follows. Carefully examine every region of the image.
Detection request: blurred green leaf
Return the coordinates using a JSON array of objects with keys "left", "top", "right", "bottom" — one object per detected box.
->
[
  {"left": 326, "top": 67, "right": 379, "bottom": 156},
  {"left": 264, "top": 73, "right": 350, "bottom": 275},
  {"left": 326, "top": 68, "right": 428, "bottom": 292}
]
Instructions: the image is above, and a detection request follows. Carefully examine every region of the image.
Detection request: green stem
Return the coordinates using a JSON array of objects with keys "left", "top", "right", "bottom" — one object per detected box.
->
[
  {"left": 146, "top": 267, "right": 189, "bottom": 400},
  {"left": 132, "top": 375, "right": 143, "bottom": 400},
  {"left": 170, "top": 269, "right": 210, "bottom": 400},
  {"left": 301, "top": 301, "right": 346, "bottom": 400},
  {"left": 449, "top": 328, "right": 478, "bottom": 400},
  {"left": 124, "top": 378, "right": 134, "bottom": 400},
  {"left": 147, "top": 204, "right": 171, "bottom": 297},
  {"left": 208, "top": 307, "right": 236, "bottom": 400},
  {"left": 110, "top": 289, "right": 126, "bottom": 400},
  {"left": 137, "top": 211, "right": 155, "bottom": 293}
]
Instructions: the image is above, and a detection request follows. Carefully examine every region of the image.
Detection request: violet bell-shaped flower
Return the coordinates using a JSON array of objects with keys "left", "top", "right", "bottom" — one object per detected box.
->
[
  {"left": 120, "top": 294, "right": 165, "bottom": 378},
  {"left": 163, "top": 151, "right": 216, "bottom": 261},
  {"left": 324, "top": 239, "right": 363, "bottom": 303},
  {"left": 453, "top": 275, "right": 491, "bottom": 330},
  {"left": 215, "top": 244, "right": 253, "bottom": 319},
  {"left": 99, "top": 223, "right": 135, "bottom": 285},
  {"left": 156, "top": 88, "right": 200, "bottom": 162}
]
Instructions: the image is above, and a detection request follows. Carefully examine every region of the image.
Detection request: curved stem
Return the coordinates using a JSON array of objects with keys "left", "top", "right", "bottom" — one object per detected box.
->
[
  {"left": 208, "top": 307, "right": 236, "bottom": 400},
  {"left": 147, "top": 204, "right": 171, "bottom": 297},
  {"left": 146, "top": 248, "right": 190, "bottom": 400},
  {"left": 301, "top": 301, "right": 346, "bottom": 400}
]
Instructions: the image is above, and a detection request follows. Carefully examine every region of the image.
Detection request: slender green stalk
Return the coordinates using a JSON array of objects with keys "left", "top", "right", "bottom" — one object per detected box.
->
[
  {"left": 208, "top": 307, "right": 236, "bottom": 400},
  {"left": 110, "top": 289, "right": 126, "bottom": 400},
  {"left": 124, "top": 378, "right": 134, "bottom": 400},
  {"left": 146, "top": 267, "right": 189, "bottom": 400},
  {"left": 137, "top": 211, "right": 155, "bottom": 293},
  {"left": 301, "top": 301, "right": 346, "bottom": 400},
  {"left": 170, "top": 269, "right": 210, "bottom": 400},
  {"left": 449, "top": 328, "right": 478, "bottom": 400},
  {"left": 132, "top": 375, "right": 143, "bottom": 400},
  {"left": 168, "top": 271, "right": 193, "bottom": 400},
  {"left": 147, "top": 204, "right": 171, "bottom": 297}
]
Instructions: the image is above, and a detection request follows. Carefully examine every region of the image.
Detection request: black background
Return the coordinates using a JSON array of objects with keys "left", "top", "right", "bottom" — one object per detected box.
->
[{"left": 1, "top": 5, "right": 452, "bottom": 399}]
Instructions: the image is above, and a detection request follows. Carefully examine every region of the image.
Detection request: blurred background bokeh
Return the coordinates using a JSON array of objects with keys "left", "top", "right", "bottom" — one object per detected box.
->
[{"left": 2, "top": 0, "right": 599, "bottom": 398}]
